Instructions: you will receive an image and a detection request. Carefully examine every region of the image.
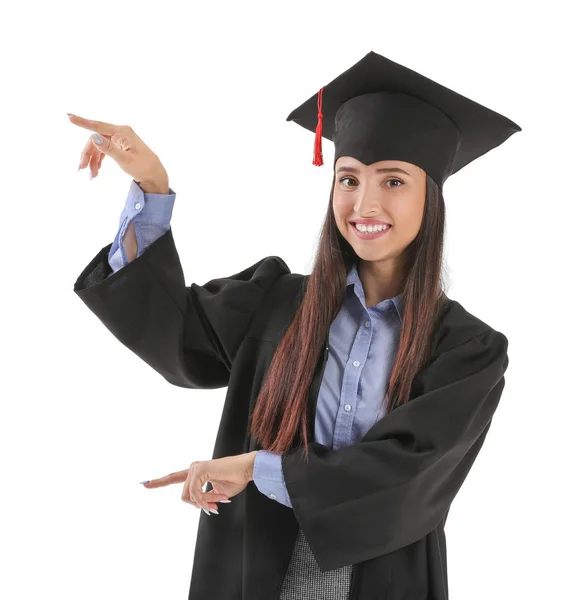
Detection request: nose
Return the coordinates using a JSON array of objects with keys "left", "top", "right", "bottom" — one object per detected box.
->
[{"left": 354, "top": 187, "right": 382, "bottom": 216}]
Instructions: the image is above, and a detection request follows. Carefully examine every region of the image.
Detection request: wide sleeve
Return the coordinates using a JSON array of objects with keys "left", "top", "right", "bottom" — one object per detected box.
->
[
  {"left": 73, "top": 226, "right": 289, "bottom": 389},
  {"left": 281, "top": 329, "right": 509, "bottom": 572}
]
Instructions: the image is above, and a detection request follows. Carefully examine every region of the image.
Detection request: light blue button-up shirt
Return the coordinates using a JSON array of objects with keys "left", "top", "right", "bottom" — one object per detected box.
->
[
  {"left": 107, "top": 179, "right": 176, "bottom": 273},
  {"left": 252, "top": 265, "right": 403, "bottom": 508},
  {"left": 109, "top": 180, "right": 403, "bottom": 509}
]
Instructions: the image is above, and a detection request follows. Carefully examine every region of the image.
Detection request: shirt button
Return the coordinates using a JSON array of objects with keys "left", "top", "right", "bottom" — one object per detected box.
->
[
  {"left": 134, "top": 202, "right": 141, "bottom": 210},
  {"left": 364, "top": 320, "right": 370, "bottom": 327},
  {"left": 269, "top": 493, "right": 277, "bottom": 499},
  {"left": 344, "top": 404, "right": 352, "bottom": 412},
  {"left": 353, "top": 360, "right": 360, "bottom": 367}
]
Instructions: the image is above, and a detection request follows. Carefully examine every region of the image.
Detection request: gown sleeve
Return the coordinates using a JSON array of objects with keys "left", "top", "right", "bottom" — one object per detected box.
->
[
  {"left": 73, "top": 227, "right": 289, "bottom": 389},
  {"left": 281, "top": 329, "right": 509, "bottom": 572}
]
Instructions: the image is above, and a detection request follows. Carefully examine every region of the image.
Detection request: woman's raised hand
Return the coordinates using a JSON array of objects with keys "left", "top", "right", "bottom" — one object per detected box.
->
[{"left": 68, "top": 114, "right": 169, "bottom": 189}]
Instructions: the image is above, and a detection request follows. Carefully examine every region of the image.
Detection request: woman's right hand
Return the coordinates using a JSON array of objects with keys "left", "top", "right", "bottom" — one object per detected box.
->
[{"left": 68, "top": 114, "right": 169, "bottom": 190}]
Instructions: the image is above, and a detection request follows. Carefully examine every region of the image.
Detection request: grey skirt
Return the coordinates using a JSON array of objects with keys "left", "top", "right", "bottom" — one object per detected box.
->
[{"left": 278, "top": 528, "right": 355, "bottom": 600}]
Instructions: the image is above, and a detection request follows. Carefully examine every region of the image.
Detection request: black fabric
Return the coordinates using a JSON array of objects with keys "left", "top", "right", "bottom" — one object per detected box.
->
[
  {"left": 281, "top": 329, "right": 508, "bottom": 572},
  {"left": 73, "top": 228, "right": 510, "bottom": 600},
  {"left": 286, "top": 50, "right": 522, "bottom": 189},
  {"left": 74, "top": 228, "right": 289, "bottom": 389}
]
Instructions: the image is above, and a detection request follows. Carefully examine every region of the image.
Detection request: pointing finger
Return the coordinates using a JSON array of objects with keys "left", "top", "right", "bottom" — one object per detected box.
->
[
  {"left": 141, "top": 469, "right": 189, "bottom": 488},
  {"left": 68, "top": 113, "right": 120, "bottom": 136}
]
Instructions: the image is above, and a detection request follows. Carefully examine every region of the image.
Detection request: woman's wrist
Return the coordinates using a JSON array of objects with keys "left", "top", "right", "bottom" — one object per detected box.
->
[
  {"left": 247, "top": 451, "right": 259, "bottom": 482},
  {"left": 138, "top": 179, "right": 169, "bottom": 194}
]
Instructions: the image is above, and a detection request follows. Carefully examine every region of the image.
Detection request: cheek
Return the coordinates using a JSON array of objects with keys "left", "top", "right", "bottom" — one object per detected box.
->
[
  {"left": 392, "top": 192, "right": 424, "bottom": 225},
  {"left": 333, "top": 198, "right": 352, "bottom": 235},
  {"left": 332, "top": 194, "right": 351, "bottom": 218}
]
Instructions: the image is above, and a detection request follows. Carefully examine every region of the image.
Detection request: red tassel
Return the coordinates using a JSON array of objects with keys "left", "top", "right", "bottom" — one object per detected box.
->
[{"left": 313, "top": 86, "right": 325, "bottom": 166}]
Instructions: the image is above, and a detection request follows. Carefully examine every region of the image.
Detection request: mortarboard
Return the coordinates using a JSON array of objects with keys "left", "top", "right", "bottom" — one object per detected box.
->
[{"left": 286, "top": 51, "right": 521, "bottom": 190}]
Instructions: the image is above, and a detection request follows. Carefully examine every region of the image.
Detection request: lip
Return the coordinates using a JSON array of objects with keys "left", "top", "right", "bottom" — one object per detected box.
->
[{"left": 350, "top": 222, "right": 392, "bottom": 240}]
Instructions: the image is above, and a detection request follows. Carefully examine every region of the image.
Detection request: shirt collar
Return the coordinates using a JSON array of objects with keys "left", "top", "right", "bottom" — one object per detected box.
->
[{"left": 346, "top": 261, "right": 404, "bottom": 321}]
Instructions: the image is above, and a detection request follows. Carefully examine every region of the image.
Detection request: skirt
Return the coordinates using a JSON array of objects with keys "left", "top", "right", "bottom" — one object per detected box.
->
[{"left": 278, "top": 528, "right": 355, "bottom": 600}]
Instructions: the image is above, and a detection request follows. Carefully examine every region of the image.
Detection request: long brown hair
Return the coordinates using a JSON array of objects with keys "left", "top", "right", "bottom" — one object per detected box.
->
[{"left": 249, "top": 172, "right": 449, "bottom": 458}]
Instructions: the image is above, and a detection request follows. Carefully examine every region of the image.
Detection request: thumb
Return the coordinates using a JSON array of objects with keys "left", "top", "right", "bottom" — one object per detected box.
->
[{"left": 91, "top": 132, "right": 125, "bottom": 162}]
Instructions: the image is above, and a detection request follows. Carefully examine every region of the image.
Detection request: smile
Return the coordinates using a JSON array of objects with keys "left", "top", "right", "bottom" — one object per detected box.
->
[{"left": 350, "top": 223, "right": 392, "bottom": 240}]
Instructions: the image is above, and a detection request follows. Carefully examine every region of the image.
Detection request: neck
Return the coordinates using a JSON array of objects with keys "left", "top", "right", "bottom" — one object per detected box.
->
[{"left": 358, "top": 258, "right": 404, "bottom": 307}]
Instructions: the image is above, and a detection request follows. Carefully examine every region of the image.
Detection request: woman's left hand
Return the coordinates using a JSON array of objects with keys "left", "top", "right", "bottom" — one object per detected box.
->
[{"left": 141, "top": 451, "right": 258, "bottom": 513}]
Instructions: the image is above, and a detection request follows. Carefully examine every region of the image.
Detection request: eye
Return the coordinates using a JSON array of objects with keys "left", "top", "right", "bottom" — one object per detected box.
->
[
  {"left": 386, "top": 178, "right": 404, "bottom": 188},
  {"left": 338, "top": 176, "right": 404, "bottom": 189},
  {"left": 339, "top": 176, "right": 358, "bottom": 187}
]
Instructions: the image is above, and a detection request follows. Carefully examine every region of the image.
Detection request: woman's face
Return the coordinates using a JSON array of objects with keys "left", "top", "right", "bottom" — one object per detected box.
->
[{"left": 333, "top": 156, "right": 427, "bottom": 264}]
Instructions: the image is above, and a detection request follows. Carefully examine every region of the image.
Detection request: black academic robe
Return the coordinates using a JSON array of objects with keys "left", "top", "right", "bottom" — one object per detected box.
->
[{"left": 74, "top": 227, "right": 509, "bottom": 600}]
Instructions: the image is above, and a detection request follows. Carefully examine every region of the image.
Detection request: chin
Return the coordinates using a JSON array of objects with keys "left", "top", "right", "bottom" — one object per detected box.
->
[
  {"left": 352, "top": 247, "right": 386, "bottom": 262},
  {"left": 349, "top": 233, "right": 396, "bottom": 258}
]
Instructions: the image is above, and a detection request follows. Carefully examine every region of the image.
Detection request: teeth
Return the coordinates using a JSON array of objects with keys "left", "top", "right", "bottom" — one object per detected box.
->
[{"left": 354, "top": 223, "right": 390, "bottom": 233}]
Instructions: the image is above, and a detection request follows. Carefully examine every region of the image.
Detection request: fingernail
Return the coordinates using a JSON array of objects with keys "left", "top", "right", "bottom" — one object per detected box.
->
[
  {"left": 139, "top": 480, "right": 150, "bottom": 484},
  {"left": 202, "top": 507, "right": 210, "bottom": 516},
  {"left": 67, "top": 113, "right": 75, "bottom": 116},
  {"left": 92, "top": 133, "right": 103, "bottom": 144},
  {"left": 209, "top": 508, "right": 219, "bottom": 515},
  {"left": 218, "top": 499, "right": 231, "bottom": 503},
  {"left": 89, "top": 167, "right": 93, "bottom": 180}
]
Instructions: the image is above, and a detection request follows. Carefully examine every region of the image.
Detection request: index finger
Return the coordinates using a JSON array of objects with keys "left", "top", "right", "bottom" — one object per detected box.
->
[
  {"left": 142, "top": 469, "right": 190, "bottom": 488},
  {"left": 68, "top": 114, "right": 119, "bottom": 136}
]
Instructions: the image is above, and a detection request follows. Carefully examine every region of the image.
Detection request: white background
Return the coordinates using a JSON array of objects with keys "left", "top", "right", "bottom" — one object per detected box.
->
[{"left": 1, "top": 1, "right": 562, "bottom": 598}]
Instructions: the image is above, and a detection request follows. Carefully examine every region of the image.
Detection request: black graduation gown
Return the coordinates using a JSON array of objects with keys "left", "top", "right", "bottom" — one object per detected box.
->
[{"left": 73, "top": 227, "right": 509, "bottom": 600}]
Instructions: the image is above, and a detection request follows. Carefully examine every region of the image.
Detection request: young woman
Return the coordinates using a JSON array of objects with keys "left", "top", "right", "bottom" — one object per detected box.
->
[{"left": 71, "top": 51, "right": 520, "bottom": 600}]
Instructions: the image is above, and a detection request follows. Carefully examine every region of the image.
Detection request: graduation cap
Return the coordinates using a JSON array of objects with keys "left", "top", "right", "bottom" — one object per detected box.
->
[{"left": 286, "top": 51, "right": 521, "bottom": 189}]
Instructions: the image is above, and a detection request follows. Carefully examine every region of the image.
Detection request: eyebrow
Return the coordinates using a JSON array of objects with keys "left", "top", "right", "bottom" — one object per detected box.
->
[{"left": 336, "top": 165, "right": 412, "bottom": 177}]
